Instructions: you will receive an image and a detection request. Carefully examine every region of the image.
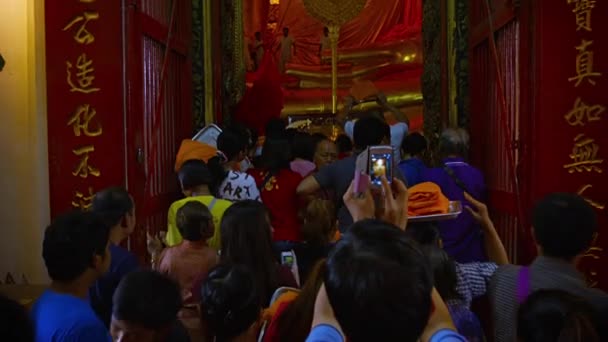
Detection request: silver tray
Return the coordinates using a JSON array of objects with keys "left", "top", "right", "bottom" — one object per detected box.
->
[{"left": 408, "top": 201, "right": 463, "bottom": 223}]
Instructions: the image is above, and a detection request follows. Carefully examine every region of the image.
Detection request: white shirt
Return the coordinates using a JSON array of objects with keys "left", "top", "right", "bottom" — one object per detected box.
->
[
  {"left": 218, "top": 170, "right": 261, "bottom": 202},
  {"left": 344, "top": 120, "right": 409, "bottom": 164}
]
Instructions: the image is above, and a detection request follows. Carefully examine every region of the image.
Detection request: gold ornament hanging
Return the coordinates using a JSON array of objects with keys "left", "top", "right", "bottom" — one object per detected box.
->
[{"left": 302, "top": 0, "right": 366, "bottom": 113}]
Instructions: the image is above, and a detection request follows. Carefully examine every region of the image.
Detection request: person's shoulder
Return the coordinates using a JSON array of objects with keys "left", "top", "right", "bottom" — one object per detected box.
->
[
  {"left": 489, "top": 264, "right": 519, "bottom": 293},
  {"left": 493, "top": 264, "right": 519, "bottom": 279},
  {"left": 391, "top": 121, "right": 408, "bottom": 132},
  {"left": 64, "top": 318, "right": 111, "bottom": 342},
  {"left": 110, "top": 245, "right": 139, "bottom": 272},
  {"left": 213, "top": 197, "right": 233, "bottom": 210}
]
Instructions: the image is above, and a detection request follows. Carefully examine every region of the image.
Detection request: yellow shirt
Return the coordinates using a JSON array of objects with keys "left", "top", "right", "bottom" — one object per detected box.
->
[{"left": 166, "top": 195, "right": 232, "bottom": 249}]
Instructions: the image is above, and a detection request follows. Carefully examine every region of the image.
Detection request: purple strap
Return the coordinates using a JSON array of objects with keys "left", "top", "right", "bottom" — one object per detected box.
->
[{"left": 516, "top": 266, "right": 530, "bottom": 304}]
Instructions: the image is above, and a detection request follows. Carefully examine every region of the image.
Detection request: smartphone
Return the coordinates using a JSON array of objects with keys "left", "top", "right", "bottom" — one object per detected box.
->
[
  {"left": 280, "top": 251, "right": 295, "bottom": 267},
  {"left": 368, "top": 145, "right": 393, "bottom": 187},
  {"left": 280, "top": 250, "right": 301, "bottom": 287}
]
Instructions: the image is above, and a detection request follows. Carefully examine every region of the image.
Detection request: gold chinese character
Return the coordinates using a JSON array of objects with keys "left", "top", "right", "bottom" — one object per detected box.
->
[
  {"left": 67, "top": 104, "right": 103, "bottom": 137},
  {"left": 66, "top": 54, "right": 100, "bottom": 94},
  {"left": 564, "top": 97, "right": 605, "bottom": 126},
  {"left": 567, "top": 0, "right": 596, "bottom": 32},
  {"left": 568, "top": 40, "right": 602, "bottom": 87},
  {"left": 71, "top": 187, "right": 95, "bottom": 210},
  {"left": 62, "top": 11, "right": 99, "bottom": 45},
  {"left": 577, "top": 184, "right": 606, "bottom": 210},
  {"left": 73, "top": 145, "right": 101, "bottom": 178},
  {"left": 563, "top": 134, "right": 604, "bottom": 173}
]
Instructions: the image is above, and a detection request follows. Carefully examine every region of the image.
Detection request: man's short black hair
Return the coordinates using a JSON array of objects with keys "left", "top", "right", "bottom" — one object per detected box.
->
[
  {"left": 353, "top": 115, "right": 390, "bottom": 150},
  {"left": 335, "top": 134, "right": 353, "bottom": 154},
  {"left": 112, "top": 270, "right": 182, "bottom": 330},
  {"left": 402, "top": 132, "right": 427, "bottom": 156},
  {"left": 43, "top": 211, "right": 110, "bottom": 282},
  {"left": 176, "top": 201, "right": 213, "bottom": 241},
  {"left": 178, "top": 159, "right": 224, "bottom": 195},
  {"left": 217, "top": 128, "right": 247, "bottom": 161},
  {"left": 325, "top": 219, "right": 432, "bottom": 342},
  {"left": 532, "top": 193, "right": 597, "bottom": 260},
  {"left": 91, "top": 187, "right": 133, "bottom": 227},
  {"left": 0, "top": 294, "right": 34, "bottom": 342}
]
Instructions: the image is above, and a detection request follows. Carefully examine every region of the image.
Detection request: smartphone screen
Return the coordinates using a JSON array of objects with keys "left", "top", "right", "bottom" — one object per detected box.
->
[
  {"left": 281, "top": 252, "right": 294, "bottom": 267},
  {"left": 369, "top": 152, "right": 393, "bottom": 186}
]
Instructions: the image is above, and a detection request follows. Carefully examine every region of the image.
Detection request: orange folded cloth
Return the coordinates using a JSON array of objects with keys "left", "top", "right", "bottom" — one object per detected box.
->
[
  {"left": 408, "top": 182, "right": 450, "bottom": 216},
  {"left": 174, "top": 140, "right": 218, "bottom": 172}
]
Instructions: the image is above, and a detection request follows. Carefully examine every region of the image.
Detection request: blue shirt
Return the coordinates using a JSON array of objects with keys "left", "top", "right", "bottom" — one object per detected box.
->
[
  {"left": 31, "top": 289, "right": 112, "bottom": 342},
  {"left": 305, "top": 325, "right": 466, "bottom": 342},
  {"left": 89, "top": 244, "right": 139, "bottom": 327},
  {"left": 398, "top": 157, "right": 426, "bottom": 187},
  {"left": 423, "top": 157, "right": 487, "bottom": 263}
]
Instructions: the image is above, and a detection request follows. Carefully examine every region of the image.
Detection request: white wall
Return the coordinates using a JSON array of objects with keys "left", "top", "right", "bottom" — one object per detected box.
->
[{"left": 0, "top": 0, "right": 49, "bottom": 284}]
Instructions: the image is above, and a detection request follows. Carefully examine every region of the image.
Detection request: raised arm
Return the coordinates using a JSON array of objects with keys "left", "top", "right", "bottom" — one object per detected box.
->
[
  {"left": 465, "top": 192, "right": 510, "bottom": 265},
  {"left": 376, "top": 92, "right": 409, "bottom": 125}
]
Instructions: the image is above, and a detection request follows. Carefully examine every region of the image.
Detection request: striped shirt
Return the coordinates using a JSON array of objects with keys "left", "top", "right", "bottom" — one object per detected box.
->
[
  {"left": 489, "top": 256, "right": 608, "bottom": 342},
  {"left": 455, "top": 261, "right": 498, "bottom": 308}
]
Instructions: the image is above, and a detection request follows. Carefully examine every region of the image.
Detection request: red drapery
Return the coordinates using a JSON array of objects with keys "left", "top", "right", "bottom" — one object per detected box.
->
[
  {"left": 237, "top": 0, "right": 422, "bottom": 134},
  {"left": 243, "top": 0, "right": 422, "bottom": 66}
]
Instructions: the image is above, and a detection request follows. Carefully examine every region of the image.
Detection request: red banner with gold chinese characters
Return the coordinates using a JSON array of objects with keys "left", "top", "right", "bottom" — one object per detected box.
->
[
  {"left": 45, "top": 1, "right": 125, "bottom": 216},
  {"left": 533, "top": 0, "right": 607, "bottom": 289}
]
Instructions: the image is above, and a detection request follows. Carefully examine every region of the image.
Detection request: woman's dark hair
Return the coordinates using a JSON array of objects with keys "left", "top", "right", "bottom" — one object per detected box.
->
[
  {"left": 176, "top": 201, "right": 214, "bottom": 241},
  {"left": 261, "top": 139, "right": 292, "bottom": 175},
  {"left": 201, "top": 263, "right": 261, "bottom": 342},
  {"left": 420, "top": 245, "right": 460, "bottom": 301},
  {"left": 220, "top": 200, "right": 278, "bottom": 304},
  {"left": 291, "top": 132, "right": 316, "bottom": 161},
  {"left": 518, "top": 289, "right": 600, "bottom": 342},
  {"left": 301, "top": 199, "right": 336, "bottom": 246},
  {"left": 335, "top": 134, "right": 353, "bottom": 154},
  {"left": 91, "top": 187, "right": 134, "bottom": 228},
  {"left": 178, "top": 158, "right": 226, "bottom": 196},
  {"left": 274, "top": 260, "right": 327, "bottom": 342},
  {"left": 402, "top": 132, "right": 427, "bottom": 156}
]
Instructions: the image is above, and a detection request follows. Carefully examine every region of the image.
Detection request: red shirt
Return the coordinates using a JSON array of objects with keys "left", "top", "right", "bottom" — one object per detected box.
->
[{"left": 250, "top": 168, "right": 303, "bottom": 242}]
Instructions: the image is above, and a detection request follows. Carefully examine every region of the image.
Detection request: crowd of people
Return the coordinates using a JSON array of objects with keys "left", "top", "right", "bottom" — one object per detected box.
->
[{"left": 2, "top": 102, "right": 607, "bottom": 342}]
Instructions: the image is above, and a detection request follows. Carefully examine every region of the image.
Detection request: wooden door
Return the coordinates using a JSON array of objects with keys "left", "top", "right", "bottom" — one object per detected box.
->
[
  {"left": 124, "top": 0, "right": 193, "bottom": 261},
  {"left": 468, "top": 0, "right": 535, "bottom": 263}
]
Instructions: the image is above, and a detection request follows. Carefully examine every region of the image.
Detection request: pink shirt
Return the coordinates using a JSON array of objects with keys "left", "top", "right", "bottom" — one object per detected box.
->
[
  {"left": 158, "top": 241, "right": 218, "bottom": 303},
  {"left": 290, "top": 159, "right": 316, "bottom": 177}
]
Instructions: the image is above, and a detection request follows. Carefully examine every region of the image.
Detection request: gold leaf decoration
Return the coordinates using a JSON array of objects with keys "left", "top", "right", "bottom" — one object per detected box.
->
[{"left": 302, "top": 0, "right": 367, "bottom": 26}]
